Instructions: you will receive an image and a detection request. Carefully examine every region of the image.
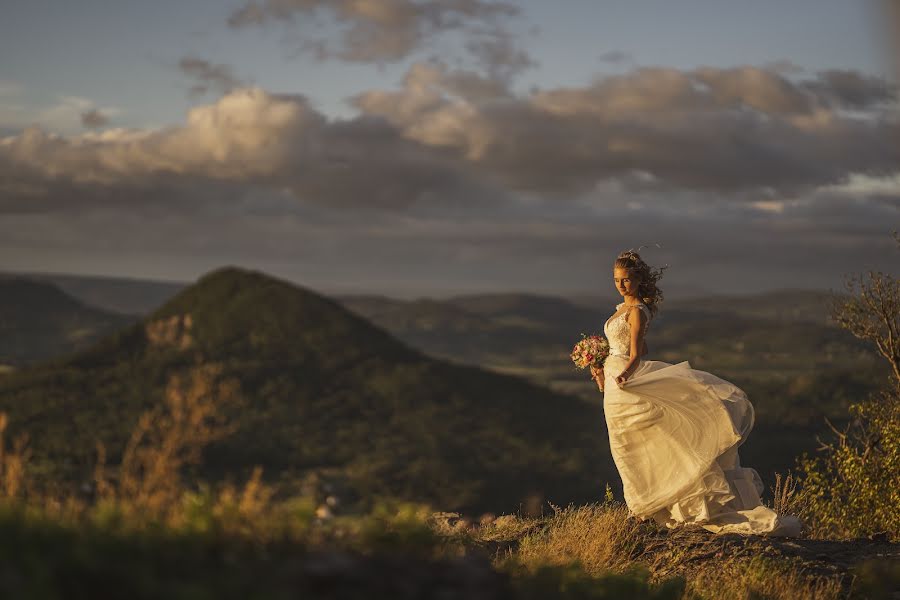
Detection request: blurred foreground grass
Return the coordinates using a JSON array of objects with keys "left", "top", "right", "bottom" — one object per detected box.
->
[{"left": 0, "top": 366, "right": 895, "bottom": 599}]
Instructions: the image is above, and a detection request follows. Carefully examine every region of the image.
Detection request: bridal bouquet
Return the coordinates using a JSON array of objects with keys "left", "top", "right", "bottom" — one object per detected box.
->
[{"left": 570, "top": 333, "right": 610, "bottom": 370}]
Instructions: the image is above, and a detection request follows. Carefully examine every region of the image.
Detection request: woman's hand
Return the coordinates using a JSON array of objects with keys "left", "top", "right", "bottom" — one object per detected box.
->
[
  {"left": 589, "top": 364, "right": 605, "bottom": 392},
  {"left": 615, "top": 366, "right": 632, "bottom": 388}
]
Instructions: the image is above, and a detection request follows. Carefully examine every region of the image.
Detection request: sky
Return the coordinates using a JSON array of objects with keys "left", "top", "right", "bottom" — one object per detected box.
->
[{"left": 1, "top": 0, "right": 898, "bottom": 299}]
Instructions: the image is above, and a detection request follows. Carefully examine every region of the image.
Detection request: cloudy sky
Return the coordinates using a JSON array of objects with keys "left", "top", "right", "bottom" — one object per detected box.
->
[{"left": 1, "top": 0, "right": 898, "bottom": 299}]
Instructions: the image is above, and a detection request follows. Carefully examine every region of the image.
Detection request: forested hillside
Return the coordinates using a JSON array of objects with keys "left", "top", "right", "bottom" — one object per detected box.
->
[{"left": 0, "top": 267, "right": 619, "bottom": 515}]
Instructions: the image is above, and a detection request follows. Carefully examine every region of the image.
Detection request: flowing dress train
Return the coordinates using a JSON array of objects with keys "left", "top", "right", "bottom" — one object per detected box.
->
[{"left": 602, "top": 302, "right": 802, "bottom": 537}]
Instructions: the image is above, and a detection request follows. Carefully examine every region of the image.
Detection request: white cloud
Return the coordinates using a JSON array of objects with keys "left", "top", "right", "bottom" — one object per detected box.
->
[
  {"left": 0, "top": 86, "right": 502, "bottom": 213},
  {"left": 818, "top": 173, "right": 900, "bottom": 197}
]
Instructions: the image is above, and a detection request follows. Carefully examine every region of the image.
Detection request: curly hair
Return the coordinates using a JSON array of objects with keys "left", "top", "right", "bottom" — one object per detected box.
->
[{"left": 614, "top": 248, "right": 668, "bottom": 318}]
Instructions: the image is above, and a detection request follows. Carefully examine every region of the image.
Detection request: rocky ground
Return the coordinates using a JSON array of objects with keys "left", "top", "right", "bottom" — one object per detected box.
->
[
  {"left": 429, "top": 512, "right": 900, "bottom": 598},
  {"left": 629, "top": 522, "right": 899, "bottom": 594}
]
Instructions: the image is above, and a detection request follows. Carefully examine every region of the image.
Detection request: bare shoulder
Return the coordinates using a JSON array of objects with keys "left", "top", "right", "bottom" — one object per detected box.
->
[{"left": 626, "top": 304, "right": 649, "bottom": 325}]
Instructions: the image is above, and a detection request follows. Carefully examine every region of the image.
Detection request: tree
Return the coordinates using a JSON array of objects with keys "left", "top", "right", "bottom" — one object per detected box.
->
[
  {"left": 778, "top": 231, "right": 900, "bottom": 540},
  {"left": 827, "top": 229, "right": 900, "bottom": 392}
]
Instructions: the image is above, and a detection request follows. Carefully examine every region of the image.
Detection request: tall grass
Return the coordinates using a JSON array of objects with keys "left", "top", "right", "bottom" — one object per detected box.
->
[
  {"left": 512, "top": 501, "right": 646, "bottom": 575},
  {"left": 0, "top": 365, "right": 309, "bottom": 542},
  {"left": 0, "top": 364, "right": 891, "bottom": 599},
  {"left": 91, "top": 364, "right": 250, "bottom": 527},
  {"left": 0, "top": 412, "right": 31, "bottom": 499}
]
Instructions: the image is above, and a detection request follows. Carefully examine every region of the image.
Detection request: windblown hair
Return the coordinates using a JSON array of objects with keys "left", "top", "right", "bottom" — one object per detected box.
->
[{"left": 614, "top": 249, "right": 667, "bottom": 318}]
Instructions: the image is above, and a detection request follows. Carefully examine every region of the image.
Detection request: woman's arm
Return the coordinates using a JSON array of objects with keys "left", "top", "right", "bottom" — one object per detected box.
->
[
  {"left": 589, "top": 364, "right": 604, "bottom": 392},
  {"left": 617, "top": 307, "right": 647, "bottom": 384}
]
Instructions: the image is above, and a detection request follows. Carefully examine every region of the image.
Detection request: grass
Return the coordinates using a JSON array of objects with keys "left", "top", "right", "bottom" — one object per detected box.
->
[
  {"left": 0, "top": 365, "right": 892, "bottom": 599},
  {"left": 462, "top": 502, "right": 848, "bottom": 600},
  {"left": 512, "top": 502, "right": 646, "bottom": 575}
]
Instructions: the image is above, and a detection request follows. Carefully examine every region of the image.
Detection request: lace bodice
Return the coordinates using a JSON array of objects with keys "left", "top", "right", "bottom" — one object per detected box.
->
[{"left": 604, "top": 301, "right": 652, "bottom": 357}]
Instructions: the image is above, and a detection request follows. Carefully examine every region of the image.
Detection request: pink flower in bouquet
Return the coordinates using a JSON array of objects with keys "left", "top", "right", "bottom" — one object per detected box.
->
[{"left": 571, "top": 333, "right": 610, "bottom": 370}]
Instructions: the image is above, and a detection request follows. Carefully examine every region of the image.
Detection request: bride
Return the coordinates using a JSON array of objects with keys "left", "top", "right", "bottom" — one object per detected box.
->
[{"left": 588, "top": 249, "right": 802, "bottom": 537}]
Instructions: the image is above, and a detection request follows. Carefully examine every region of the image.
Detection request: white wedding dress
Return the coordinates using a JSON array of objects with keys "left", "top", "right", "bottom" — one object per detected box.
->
[{"left": 602, "top": 301, "right": 802, "bottom": 537}]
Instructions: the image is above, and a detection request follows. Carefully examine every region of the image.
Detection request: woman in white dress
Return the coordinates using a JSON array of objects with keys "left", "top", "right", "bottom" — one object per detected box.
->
[{"left": 588, "top": 249, "right": 802, "bottom": 537}]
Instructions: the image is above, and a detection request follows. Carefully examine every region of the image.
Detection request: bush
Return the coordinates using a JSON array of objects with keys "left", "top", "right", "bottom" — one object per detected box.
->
[
  {"left": 777, "top": 231, "right": 900, "bottom": 540},
  {"left": 787, "top": 388, "right": 900, "bottom": 540}
]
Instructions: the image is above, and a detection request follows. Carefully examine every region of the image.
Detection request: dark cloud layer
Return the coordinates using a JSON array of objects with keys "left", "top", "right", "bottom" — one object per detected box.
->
[
  {"left": 1, "top": 187, "right": 896, "bottom": 298},
  {"left": 355, "top": 63, "right": 900, "bottom": 196},
  {"left": 0, "top": 63, "right": 897, "bottom": 296},
  {"left": 802, "top": 69, "right": 898, "bottom": 109},
  {"left": 2, "top": 64, "right": 897, "bottom": 213}
]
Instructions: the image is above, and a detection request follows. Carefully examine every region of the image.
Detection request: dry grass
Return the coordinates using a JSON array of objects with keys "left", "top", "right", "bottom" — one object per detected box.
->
[
  {"left": 511, "top": 502, "right": 646, "bottom": 576},
  {"left": 478, "top": 514, "right": 545, "bottom": 543},
  {"left": 0, "top": 364, "right": 286, "bottom": 537},
  {"left": 470, "top": 502, "right": 850, "bottom": 600},
  {"left": 0, "top": 412, "right": 32, "bottom": 500},
  {"left": 92, "top": 363, "right": 250, "bottom": 524},
  {"left": 770, "top": 470, "right": 805, "bottom": 519},
  {"left": 0, "top": 365, "right": 444, "bottom": 552},
  {"left": 685, "top": 555, "right": 843, "bottom": 600}
]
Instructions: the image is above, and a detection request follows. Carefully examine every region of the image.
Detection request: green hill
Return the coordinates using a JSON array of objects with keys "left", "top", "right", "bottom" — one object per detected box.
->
[
  {"left": 0, "top": 267, "right": 618, "bottom": 514},
  {"left": 0, "top": 277, "right": 135, "bottom": 367}
]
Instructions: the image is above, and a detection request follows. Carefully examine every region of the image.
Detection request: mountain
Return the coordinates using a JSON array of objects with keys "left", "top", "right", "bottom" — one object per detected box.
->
[
  {"left": 0, "top": 277, "right": 136, "bottom": 367},
  {"left": 0, "top": 267, "right": 619, "bottom": 514}
]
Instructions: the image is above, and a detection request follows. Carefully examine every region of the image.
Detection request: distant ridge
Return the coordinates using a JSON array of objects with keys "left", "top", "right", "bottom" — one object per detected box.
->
[
  {"left": 1, "top": 271, "right": 188, "bottom": 315},
  {"left": 0, "top": 277, "right": 134, "bottom": 366},
  {"left": 4, "top": 269, "right": 840, "bottom": 323}
]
